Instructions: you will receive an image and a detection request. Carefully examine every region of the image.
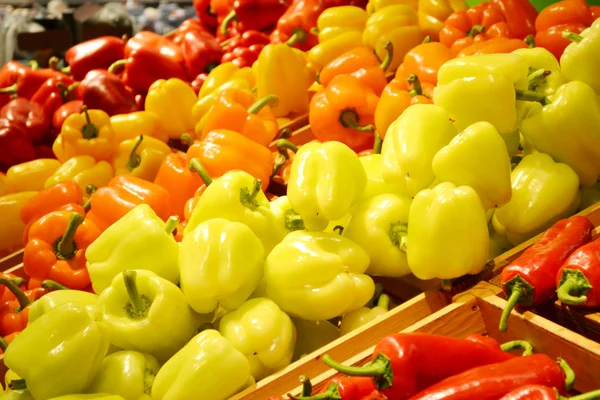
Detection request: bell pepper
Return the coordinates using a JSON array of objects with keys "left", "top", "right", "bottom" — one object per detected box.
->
[
  {"left": 57, "top": 107, "right": 115, "bottom": 162},
  {"left": 52, "top": 100, "right": 83, "bottom": 134},
  {"left": 29, "top": 75, "right": 76, "bottom": 124},
  {"left": 418, "top": 0, "right": 467, "bottom": 40},
  {"left": 520, "top": 81, "right": 600, "bottom": 187},
  {"left": 187, "top": 130, "right": 274, "bottom": 192},
  {"left": 75, "top": 70, "right": 138, "bottom": 117},
  {"left": 291, "top": 318, "right": 340, "bottom": 361},
  {"left": 48, "top": 395, "right": 124, "bottom": 400},
  {"left": 269, "top": 0, "right": 323, "bottom": 51},
  {"left": 145, "top": 78, "right": 197, "bottom": 141},
  {"left": 288, "top": 141, "right": 367, "bottom": 231},
  {"left": 1, "top": 98, "right": 50, "bottom": 145},
  {"left": 184, "top": 167, "right": 279, "bottom": 251},
  {"left": 408, "top": 182, "right": 489, "bottom": 280},
  {"left": 0, "top": 61, "right": 30, "bottom": 108},
  {"left": 154, "top": 153, "right": 204, "bottom": 219},
  {"left": 65, "top": 36, "right": 126, "bottom": 81},
  {"left": 339, "top": 293, "right": 390, "bottom": 336},
  {"left": 96, "top": 270, "right": 200, "bottom": 362},
  {"left": 458, "top": 36, "right": 529, "bottom": 57},
  {"left": 432, "top": 121, "right": 512, "bottom": 210},
  {"left": 381, "top": 104, "right": 457, "bottom": 197},
  {"left": 367, "top": 0, "right": 417, "bottom": 13},
  {"left": 4, "top": 303, "right": 109, "bottom": 400},
  {"left": 375, "top": 73, "right": 434, "bottom": 138},
  {"left": 220, "top": 0, "right": 289, "bottom": 33},
  {"left": 194, "top": 0, "right": 219, "bottom": 29},
  {"left": 28, "top": 287, "right": 97, "bottom": 324},
  {"left": 363, "top": 5, "right": 423, "bottom": 72},
  {"left": 180, "top": 30, "right": 223, "bottom": 79},
  {"left": 85, "top": 175, "right": 174, "bottom": 231},
  {"left": 85, "top": 351, "right": 160, "bottom": 400},
  {"left": 401, "top": 40, "right": 452, "bottom": 86},
  {"left": 113, "top": 135, "right": 170, "bottom": 181},
  {"left": 264, "top": 230, "right": 374, "bottom": 320},
  {"left": 309, "top": 75, "right": 379, "bottom": 152},
  {"left": 221, "top": 30, "right": 271, "bottom": 68},
  {"left": 152, "top": 329, "right": 253, "bottom": 400},
  {"left": 493, "top": 153, "right": 581, "bottom": 246},
  {"left": 0, "top": 66, "right": 66, "bottom": 101},
  {"left": 254, "top": 44, "right": 313, "bottom": 118},
  {"left": 5, "top": 159, "right": 61, "bottom": 193},
  {"left": 110, "top": 111, "right": 168, "bottom": 144},
  {"left": 0, "top": 118, "right": 36, "bottom": 172},
  {"left": 168, "top": 18, "right": 207, "bottom": 45},
  {"left": 201, "top": 89, "right": 279, "bottom": 147},
  {"left": 45, "top": 156, "right": 112, "bottom": 196},
  {"left": 124, "top": 31, "right": 184, "bottom": 67},
  {"left": 561, "top": 19, "right": 600, "bottom": 96},
  {"left": 512, "top": 47, "right": 567, "bottom": 96},
  {"left": 0, "top": 192, "right": 37, "bottom": 252},
  {"left": 343, "top": 193, "right": 412, "bottom": 278},
  {"left": 0, "top": 276, "right": 45, "bottom": 336},
  {"left": 270, "top": 195, "right": 305, "bottom": 241},
  {"left": 358, "top": 154, "right": 405, "bottom": 201}
]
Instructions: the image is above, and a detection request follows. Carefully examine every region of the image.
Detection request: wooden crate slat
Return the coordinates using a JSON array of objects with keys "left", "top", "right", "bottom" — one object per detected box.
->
[{"left": 0, "top": 249, "right": 23, "bottom": 272}]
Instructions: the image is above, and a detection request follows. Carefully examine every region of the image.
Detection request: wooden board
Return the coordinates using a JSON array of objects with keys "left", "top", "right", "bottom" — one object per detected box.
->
[{"left": 0, "top": 250, "right": 23, "bottom": 272}]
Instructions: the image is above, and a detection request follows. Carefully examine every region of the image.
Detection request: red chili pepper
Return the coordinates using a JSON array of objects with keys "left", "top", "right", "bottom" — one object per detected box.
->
[
  {"left": 270, "top": 0, "right": 323, "bottom": 51},
  {"left": 64, "top": 36, "right": 126, "bottom": 80},
  {"left": 322, "top": 333, "right": 515, "bottom": 399},
  {"left": 360, "top": 391, "right": 388, "bottom": 400},
  {"left": 180, "top": 30, "right": 224, "bottom": 78},
  {"left": 52, "top": 100, "right": 84, "bottom": 132},
  {"left": 125, "top": 31, "right": 185, "bottom": 67},
  {"left": 408, "top": 355, "right": 574, "bottom": 400},
  {"left": 1, "top": 99, "right": 49, "bottom": 145},
  {"left": 500, "top": 385, "right": 600, "bottom": 400},
  {"left": 219, "top": 0, "right": 289, "bottom": 35},
  {"left": 499, "top": 216, "right": 594, "bottom": 332},
  {"left": 76, "top": 69, "right": 138, "bottom": 116},
  {"left": 222, "top": 30, "right": 270, "bottom": 67},
  {"left": 194, "top": 0, "right": 219, "bottom": 30},
  {"left": 30, "top": 76, "right": 77, "bottom": 121},
  {"left": 191, "top": 73, "right": 209, "bottom": 94},
  {"left": 0, "top": 277, "right": 46, "bottom": 336},
  {"left": 294, "top": 376, "right": 378, "bottom": 400},
  {"left": 556, "top": 236, "right": 600, "bottom": 308},
  {"left": 0, "top": 118, "right": 35, "bottom": 172}
]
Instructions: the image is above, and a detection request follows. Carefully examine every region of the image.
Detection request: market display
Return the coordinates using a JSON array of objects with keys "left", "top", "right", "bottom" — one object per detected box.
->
[{"left": 1, "top": 0, "right": 600, "bottom": 397}]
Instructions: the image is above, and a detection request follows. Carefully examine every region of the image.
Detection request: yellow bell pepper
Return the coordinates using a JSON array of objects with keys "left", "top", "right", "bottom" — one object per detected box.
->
[
  {"left": 254, "top": 44, "right": 314, "bottom": 117},
  {"left": 417, "top": 0, "right": 468, "bottom": 40},
  {"left": 145, "top": 78, "right": 197, "bottom": 140},
  {"left": 113, "top": 135, "right": 171, "bottom": 181},
  {"left": 57, "top": 107, "right": 116, "bottom": 162},
  {"left": 0, "top": 191, "right": 37, "bottom": 253},
  {"left": 0, "top": 173, "right": 8, "bottom": 195},
  {"left": 45, "top": 156, "right": 113, "bottom": 198},
  {"left": 363, "top": 5, "right": 423, "bottom": 71},
  {"left": 308, "top": 31, "right": 364, "bottom": 71},
  {"left": 110, "top": 112, "right": 169, "bottom": 144},
  {"left": 5, "top": 159, "right": 61, "bottom": 192},
  {"left": 367, "top": 0, "right": 417, "bottom": 13}
]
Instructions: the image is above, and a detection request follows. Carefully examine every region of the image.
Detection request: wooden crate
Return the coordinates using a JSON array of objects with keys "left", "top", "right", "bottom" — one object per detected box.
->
[{"left": 0, "top": 250, "right": 23, "bottom": 272}]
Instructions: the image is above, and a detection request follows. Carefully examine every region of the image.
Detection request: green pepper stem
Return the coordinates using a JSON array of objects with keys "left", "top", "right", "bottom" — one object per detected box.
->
[
  {"left": 515, "top": 89, "right": 548, "bottom": 105},
  {"left": 376, "top": 294, "right": 390, "bottom": 311},
  {"left": 565, "top": 389, "right": 600, "bottom": 400},
  {"left": 500, "top": 340, "right": 533, "bottom": 356},
  {"left": 441, "top": 279, "right": 452, "bottom": 292},
  {"left": 127, "top": 135, "right": 144, "bottom": 171},
  {"left": 286, "top": 28, "right": 308, "bottom": 47},
  {"left": 123, "top": 270, "right": 149, "bottom": 318},
  {"left": 557, "top": 277, "right": 588, "bottom": 305},
  {"left": 0, "top": 277, "right": 30, "bottom": 311},
  {"left": 55, "top": 212, "right": 84, "bottom": 259},
  {"left": 323, "top": 353, "right": 393, "bottom": 390},
  {"left": 500, "top": 284, "right": 523, "bottom": 332},
  {"left": 284, "top": 209, "right": 305, "bottom": 231},
  {"left": 164, "top": 216, "right": 180, "bottom": 235},
  {"left": 248, "top": 94, "right": 279, "bottom": 114},
  {"left": 333, "top": 225, "right": 344, "bottom": 235},
  {"left": 558, "top": 358, "right": 576, "bottom": 391},
  {"left": 275, "top": 138, "right": 299, "bottom": 154},
  {"left": 180, "top": 133, "right": 194, "bottom": 146},
  {"left": 189, "top": 158, "right": 213, "bottom": 186},
  {"left": 81, "top": 106, "right": 99, "bottom": 139},
  {"left": 562, "top": 30, "right": 583, "bottom": 43},
  {"left": 9, "top": 380, "right": 27, "bottom": 391},
  {"left": 309, "top": 27, "right": 319, "bottom": 35},
  {"left": 0, "top": 83, "right": 17, "bottom": 94},
  {"left": 220, "top": 10, "right": 237, "bottom": 35},
  {"left": 108, "top": 59, "right": 127, "bottom": 74},
  {"left": 10, "top": 277, "right": 25, "bottom": 287},
  {"left": 278, "top": 128, "right": 291, "bottom": 139},
  {"left": 28, "top": 60, "right": 39, "bottom": 70},
  {"left": 272, "top": 153, "right": 287, "bottom": 179},
  {"left": 407, "top": 74, "right": 423, "bottom": 96},
  {"left": 525, "top": 34, "right": 535, "bottom": 48},
  {"left": 339, "top": 109, "right": 375, "bottom": 132},
  {"left": 83, "top": 184, "right": 97, "bottom": 212},
  {"left": 48, "top": 56, "right": 60, "bottom": 70},
  {"left": 467, "top": 24, "right": 485, "bottom": 37},
  {"left": 41, "top": 280, "right": 70, "bottom": 291},
  {"left": 0, "top": 336, "right": 8, "bottom": 352},
  {"left": 422, "top": 35, "right": 432, "bottom": 43},
  {"left": 240, "top": 179, "right": 263, "bottom": 211},
  {"left": 300, "top": 375, "right": 312, "bottom": 397},
  {"left": 206, "top": 5, "right": 216, "bottom": 15},
  {"left": 373, "top": 131, "right": 383, "bottom": 154},
  {"left": 379, "top": 41, "right": 393, "bottom": 72}
]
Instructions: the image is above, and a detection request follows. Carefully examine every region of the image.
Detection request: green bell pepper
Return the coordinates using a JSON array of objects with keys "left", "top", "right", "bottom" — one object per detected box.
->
[
  {"left": 291, "top": 318, "right": 340, "bottom": 361},
  {"left": 183, "top": 170, "right": 279, "bottom": 253},
  {"left": 264, "top": 230, "right": 374, "bottom": 320},
  {"left": 179, "top": 218, "right": 265, "bottom": 314},
  {"left": 151, "top": 329, "right": 254, "bottom": 400},
  {"left": 1, "top": 370, "right": 34, "bottom": 400},
  {"left": 343, "top": 193, "right": 412, "bottom": 277},
  {"left": 512, "top": 47, "right": 567, "bottom": 97},
  {"left": 339, "top": 293, "right": 390, "bottom": 336},
  {"left": 359, "top": 155, "right": 404, "bottom": 201},
  {"left": 85, "top": 351, "right": 160, "bottom": 400},
  {"left": 561, "top": 19, "right": 600, "bottom": 95},
  {"left": 432, "top": 121, "right": 512, "bottom": 210},
  {"left": 4, "top": 304, "right": 109, "bottom": 400},
  {"left": 381, "top": 104, "right": 458, "bottom": 197},
  {"left": 287, "top": 141, "right": 367, "bottom": 231},
  {"left": 86, "top": 204, "right": 180, "bottom": 294},
  {"left": 493, "top": 153, "right": 581, "bottom": 245},
  {"left": 27, "top": 285, "right": 97, "bottom": 324},
  {"left": 407, "top": 182, "right": 489, "bottom": 280},
  {"left": 579, "top": 181, "right": 600, "bottom": 212},
  {"left": 95, "top": 270, "right": 201, "bottom": 362},
  {"left": 218, "top": 298, "right": 296, "bottom": 381},
  {"left": 519, "top": 81, "right": 600, "bottom": 187},
  {"left": 270, "top": 196, "right": 305, "bottom": 240}
]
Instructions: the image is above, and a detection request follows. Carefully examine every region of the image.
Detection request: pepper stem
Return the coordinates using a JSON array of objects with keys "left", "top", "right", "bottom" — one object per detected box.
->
[
  {"left": 9, "top": 380, "right": 27, "bottom": 391},
  {"left": 272, "top": 153, "right": 287, "bottom": 179},
  {"left": 499, "top": 283, "right": 523, "bottom": 332},
  {"left": 286, "top": 28, "right": 308, "bottom": 47},
  {"left": 123, "top": 270, "right": 151, "bottom": 319},
  {"left": 55, "top": 212, "right": 84, "bottom": 259},
  {"left": 339, "top": 109, "right": 375, "bottom": 132},
  {"left": 441, "top": 279, "right": 453, "bottom": 292},
  {"left": 566, "top": 389, "right": 600, "bottom": 400},
  {"left": 0, "top": 83, "right": 17, "bottom": 94},
  {"left": 300, "top": 375, "right": 312, "bottom": 397},
  {"left": 127, "top": 135, "right": 144, "bottom": 171},
  {"left": 220, "top": 10, "right": 237, "bottom": 35},
  {"left": 189, "top": 158, "right": 213, "bottom": 186},
  {"left": 376, "top": 294, "right": 390, "bottom": 311},
  {"left": 240, "top": 179, "right": 263, "bottom": 210},
  {"left": 322, "top": 353, "right": 393, "bottom": 390},
  {"left": 28, "top": 60, "right": 39, "bottom": 70},
  {"left": 180, "top": 133, "right": 194, "bottom": 146},
  {"left": 83, "top": 184, "right": 97, "bottom": 212},
  {"left": 81, "top": 106, "right": 99, "bottom": 139},
  {"left": 278, "top": 128, "right": 291, "bottom": 140},
  {"left": 500, "top": 340, "right": 533, "bottom": 356},
  {"left": 41, "top": 280, "right": 70, "bottom": 291},
  {"left": 0, "top": 277, "right": 30, "bottom": 311},
  {"left": 164, "top": 216, "right": 180, "bottom": 235},
  {"left": 379, "top": 41, "right": 393, "bottom": 72},
  {"left": 422, "top": 35, "right": 432, "bottom": 43},
  {"left": 558, "top": 277, "right": 588, "bottom": 305},
  {"left": 275, "top": 138, "right": 299, "bottom": 154},
  {"left": 248, "top": 94, "right": 279, "bottom": 114},
  {"left": 373, "top": 131, "right": 382, "bottom": 154},
  {"left": 467, "top": 24, "right": 485, "bottom": 37},
  {"left": 562, "top": 30, "right": 583, "bottom": 43},
  {"left": 284, "top": 209, "right": 305, "bottom": 231},
  {"left": 515, "top": 89, "right": 548, "bottom": 105},
  {"left": 525, "top": 34, "right": 535, "bottom": 48},
  {"left": 558, "top": 358, "right": 576, "bottom": 391},
  {"left": 333, "top": 225, "right": 344, "bottom": 235},
  {"left": 108, "top": 59, "right": 127, "bottom": 74},
  {"left": 0, "top": 337, "right": 8, "bottom": 352},
  {"left": 408, "top": 74, "right": 423, "bottom": 96}
]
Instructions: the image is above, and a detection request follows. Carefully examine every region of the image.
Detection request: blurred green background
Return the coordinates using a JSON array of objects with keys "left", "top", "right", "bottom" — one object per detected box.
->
[{"left": 464, "top": 0, "right": 600, "bottom": 11}]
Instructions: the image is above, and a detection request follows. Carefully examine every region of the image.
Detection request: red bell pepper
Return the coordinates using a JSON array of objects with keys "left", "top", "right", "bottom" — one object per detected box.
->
[
  {"left": 52, "top": 100, "right": 84, "bottom": 132},
  {"left": 0, "top": 61, "right": 30, "bottom": 108},
  {"left": 170, "top": 18, "right": 208, "bottom": 46},
  {"left": 191, "top": 73, "right": 209, "bottom": 94},
  {"left": 323, "top": 0, "right": 368, "bottom": 6},
  {"left": 556, "top": 236, "right": 600, "bottom": 308},
  {"left": 1, "top": 98, "right": 49, "bottom": 144},
  {"left": 0, "top": 63, "right": 66, "bottom": 100},
  {"left": 64, "top": 36, "right": 126, "bottom": 80},
  {"left": 35, "top": 145, "right": 56, "bottom": 159},
  {"left": 408, "top": 355, "right": 573, "bottom": 400},
  {"left": 0, "top": 277, "right": 46, "bottom": 336},
  {"left": 30, "top": 75, "right": 77, "bottom": 121},
  {"left": 222, "top": 30, "right": 271, "bottom": 67},
  {"left": 194, "top": 0, "right": 219, "bottom": 30},
  {"left": 125, "top": 31, "right": 185, "bottom": 67},
  {"left": 219, "top": 0, "right": 289, "bottom": 35},
  {"left": 0, "top": 118, "right": 35, "bottom": 171},
  {"left": 499, "top": 216, "right": 594, "bottom": 332},
  {"left": 489, "top": 0, "right": 538, "bottom": 40},
  {"left": 322, "top": 333, "right": 515, "bottom": 399},
  {"left": 76, "top": 69, "right": 138, "bottom": 116},
  {"left": 500, "top": 385, "right": 600, "bottom": 400},
  {"left": 180, "top": 29, "right": 224, "bottom": 78},
  {"left": 270, "top": 0, "right": 323, "bottom": 50}
]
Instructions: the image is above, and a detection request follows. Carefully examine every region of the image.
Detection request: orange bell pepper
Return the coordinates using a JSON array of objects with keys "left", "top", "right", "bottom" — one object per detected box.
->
[
  {"left": 309, "top": 74, "right": 379, "bottom": 152},
  {"left": 0, "top": 276, "right": 25, "bottom": 305},
  {"left": 201, "top": 89, "right": 279, "bottom": 147},
  {"left": 23, "top": 211, "right": 100, "bottom": 290},
  {"left": 85, "top": 175, "right": 174, "bottom": 231},
  {"left": 1, "top": 331, "right": 19, "bottom": 354},
  {"left": 318, "top": 43, "right": 393, "bottom": 96},
  {"left": 375, "top": 74, "right": 434, "bottom": 139},
  {"left": 401, "top": 40, "right": 453, "bottom": 85},
  {"left": 182, "top": 184, "right": 209, "bottom": 223},
  {"left": 457, "top": 36, "right": 528, "bottom": 56},
  {"left": 154, "top": 153, "right": 204, "bottom": 219},
  {"left": 0, "top": 277, "right": 45, "bottom": 336},
  {"left": 187, "top": 130, "right": 273, "bottom": 192}
]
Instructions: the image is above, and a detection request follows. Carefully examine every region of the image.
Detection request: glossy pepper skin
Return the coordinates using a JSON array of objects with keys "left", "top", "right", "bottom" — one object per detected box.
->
[
  {"left": 45, "top": 156, "right": 113, "bottom": 195},
  {"left": 556, "top": 237, "right": 600, "bottom": 308},
  {"left": 219, "top": 298, "right": 296, "bottom": 380},
  {"left": 113, "top": 135, "right": 170, "bottom": 181},
  {"left": 340, "top": 294, "right": 390, "bottom": 336},
  {"left": 561, "top": 19, "right": 600, "bottom": 96},
  {"left": 498, "top": 216, "right": 593, "bottom": 331},
  {"left": 152, "top": 329, "right": 254, "bottom": 400},
  {"left": 359, "top": 155, "right": 405, "bottom": 201},
  {"left": 4, "top": 158, "right": 61, "bottom": 193},
  {"left": 0, "top": 61, "right": 29, "bottom": 107},
  {"left": 265, "top": 231, "right": 374, "bottom": 321},
  {"left": 52, "top": 100, "right": 83, "bottom": 133},
  {"left": 512, "top": 47, "right": 567, "bottom": 97},
  {"left": 65, "top": 36, "right": 125, "bottom": 81},
  {"left": 96, "top": 270, "right": 201, "bottom": 362},
  {"left": 270, "top": 0, "right": 323, "bottom": 51},
  {"left": 221, "top": 0, "right": 289, "bottom": 34},
  {"left": 4, "top": 303, "right": 110, "bottom": 400},
  {"left": 125, "top": 31, "right": 184, "bottom": 67},
  {"left": 110, "top": 111, "right": 168, "bottom": 144},
  {"left": 500, "top": 385, "right": 600, "bottom": 400},
  {"left": 30, "top": 75, "right": 76, "bottom": 122},
  {"left": 457, "top": 36, "right": 528, "bottom": 57},
  {"left": 1, "top": 98, "right": 49, "bottom": 145},
  {"left": 194, "top": 0, "right": 218, "bottom": 29},
  {"left": 117, "top": 47, "right": 187, "bottom": 94},
  {"left": 181, "top": 30, "right": 223, "bottom": 79},
  {"left": 418, "top": 0, "right": 467, "bottom": 40},
  {"left": 0, "top": 66, "right": 66, "bottom": 100},
  {"left": 0, "top": 277, "right": 45, "bottom": 336},
  {"left": 76, "top": 70, "right": 138, "bottom": 117},
  {"left": 0, "top": 192, "right": 37, "bottom": 252},
  {"left": 27, "top": 288, "right": 98, "bottom": 324},
  {"left": 0, "top": 118, "right": 35, "bottom": 172},
  {"left": 145, "top": 78, "right": 197, "bottom": 140},
  {"left": 222, "top": 30, "right": 271, "bottom": 68},
  {"left": 57, "top": 107, "right": 116, "bottom": 162},
  {"left": 154, "top": 153, "right": 204, "bottom": 219}
]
